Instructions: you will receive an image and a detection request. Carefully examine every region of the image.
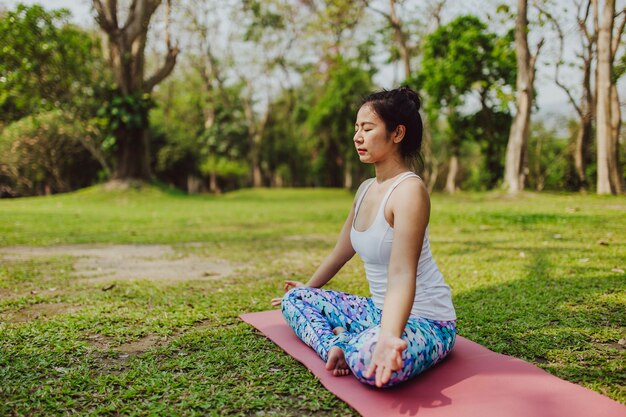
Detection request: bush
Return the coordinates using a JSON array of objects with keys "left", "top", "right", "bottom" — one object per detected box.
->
[{"left": 0, "top": 110, "right": 106, "bottom": 197}]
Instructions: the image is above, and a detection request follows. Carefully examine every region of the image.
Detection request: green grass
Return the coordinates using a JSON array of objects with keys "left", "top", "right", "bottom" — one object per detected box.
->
[{"left": 0, "top": 185, "right": 624, "bottom": 416}]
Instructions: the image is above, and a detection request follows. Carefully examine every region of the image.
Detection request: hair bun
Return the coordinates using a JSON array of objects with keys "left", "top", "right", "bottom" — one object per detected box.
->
[{"left": 398, "top": 86, "right": 421, "bottom": 111}]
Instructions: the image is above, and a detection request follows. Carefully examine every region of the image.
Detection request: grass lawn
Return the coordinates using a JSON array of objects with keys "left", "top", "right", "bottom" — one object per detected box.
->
[{"left": 0, "top": 185, "right": 624, "bottom": 416}]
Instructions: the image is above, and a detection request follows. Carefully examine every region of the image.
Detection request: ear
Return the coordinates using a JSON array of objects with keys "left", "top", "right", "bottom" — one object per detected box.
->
[{"left": 392, "top": 125, "right": 406, "bottom": 143}]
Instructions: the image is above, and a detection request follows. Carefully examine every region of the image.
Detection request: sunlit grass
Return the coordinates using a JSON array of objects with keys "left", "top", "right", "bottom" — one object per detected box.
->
[{"left": 0, "top": 185, "right": 624, "bottom": 415}]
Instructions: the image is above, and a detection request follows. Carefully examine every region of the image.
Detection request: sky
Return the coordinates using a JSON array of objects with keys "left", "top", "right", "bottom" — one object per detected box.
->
[{"left": 2, "top": 0, "right": 625, "bottom": 127}]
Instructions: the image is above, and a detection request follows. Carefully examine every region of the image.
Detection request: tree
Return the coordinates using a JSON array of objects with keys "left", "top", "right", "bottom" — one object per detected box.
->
[
  {"left": 0, "top": 110, "right": 103, "bottom": 196},
  {"left": 306, "top": 58, "right": 374, "bottom": 188},
  {"left": 543, "top": 0, "right": 595, "bottom": 190},
  {"left": 593, "top": 0, "right": 625, "bottom": 194},
  {"left": 92, "top": 0, "right": 179, "bottom": 181},
  {"left": 416, "top": 15, "right": 516, "bottom": 192},
  {"left": 503, "top": 0, "right": 544, "bottom": 193},
  {"left": 0, "top": 4, "right": 106, "bottom": 125}
]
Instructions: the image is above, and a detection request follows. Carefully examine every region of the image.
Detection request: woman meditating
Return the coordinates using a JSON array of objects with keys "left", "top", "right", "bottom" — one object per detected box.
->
[{"left": 271, "top": 86, "right": 456, "bottom": 388}]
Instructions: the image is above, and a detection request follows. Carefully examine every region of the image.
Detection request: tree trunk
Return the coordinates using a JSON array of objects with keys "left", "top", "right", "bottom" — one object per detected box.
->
[
  {"left": 241, "top": 86, "right": 266, "bottom": 188},
  {"left": 594, "top": 0, "right": 614, "bottom": 194},
  {"left": 504, "top": 0, "right": 539, "bottom": 193},
  {"left": 187, "top": 174, "right": 201, "bottom": 194},
  {"left": 251, "top": 139, "right": 263, "bottom": 187},
  {"left": 574, "top": 52, "right": 594, "bottom": 190},
  {"left": 575, "top": 23, "right": 594, "bottom": 190},
  {"left": 93, "top": 0, "right": 179, "bottom": 181},
  {"left": 209, "top": 171, "right": 221, "bottom": 194},
  {"left": 534, "top": 130, "right": 544, "bottom": 191},
  {"left": 343, "top": 157, "right": 353, "bottom": 190},
  {"left": 445, "top": 154, "right": 458, "bottom": 194},
  {"left": 114, "top": 128, "right": 151, "bottom": 179},
  {"left": 574, "top": 118, "right": 592, "bottom": 189},
  {"left": 609, "top": 83, "right": 624, "bottom": 192}
]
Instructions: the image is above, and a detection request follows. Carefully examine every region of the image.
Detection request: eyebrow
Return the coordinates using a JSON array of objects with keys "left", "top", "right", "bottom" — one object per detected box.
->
[{"left": 355, "top": 121, "right": 376, "bottom": 126}]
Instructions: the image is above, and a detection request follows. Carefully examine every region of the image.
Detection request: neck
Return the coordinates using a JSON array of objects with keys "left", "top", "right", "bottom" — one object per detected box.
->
[{"left": 374, "top": 157, "right": 410, "bottom": 183}]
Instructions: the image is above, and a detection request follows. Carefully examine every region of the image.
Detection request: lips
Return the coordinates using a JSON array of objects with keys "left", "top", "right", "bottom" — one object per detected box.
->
[{"left": 357, "top": 148, "right": 366, "bottom": 154}]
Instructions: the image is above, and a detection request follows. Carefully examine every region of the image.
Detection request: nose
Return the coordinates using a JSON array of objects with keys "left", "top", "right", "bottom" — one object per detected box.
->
[{"left": 354, "top": 130, "right": 363, "bottom": 144}]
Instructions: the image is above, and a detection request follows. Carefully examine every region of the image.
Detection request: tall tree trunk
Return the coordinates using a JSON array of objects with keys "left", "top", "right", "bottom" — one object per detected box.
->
[
  {"left": 343, "top": 157, "right": 353, "bottom": 190},
  {"left": 251, "top": 140, "right": 263, "bottom": 187},
  {"left": 594, "top": 0, "right": 615, "bottom": 194},
  {"left": 574, "top": 11, "right": 595, "bottom": 190},
  {"left": 242, "top": 93, "right": 265, "bottom": 188},
  {"left": 609, "top": 83, "right": 624, "bottom": 192},
  {"left": 574, "top": 117, "right": 593, "bottom": 189},
  {"left": 575, "top": 55, "right": 594, "bottom": 190},
  {"left": 93, "top": 0, "right": 179, "bottom": 181},
  {"left": 115, "top": 128, "right": 151, "bottom": 179},
  {"left": 549, "top": 0, "right": 595, "bottom": 190},
  {"left": 445, "top": 154, "right": 458, "bottom": 194},
  {"left": 534, "top": 130, "right": 544, "bottom": 191},
  {"left": 504, "top": 0, "right": 541, "bottom": 193},
  {"left": 421, "top": 124, "right": 434, "bottom": 187}
]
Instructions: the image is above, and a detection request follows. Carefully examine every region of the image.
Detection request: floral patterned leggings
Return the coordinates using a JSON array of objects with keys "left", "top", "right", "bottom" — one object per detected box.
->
[{"left": 281, "top": 287, "right": 457, "bottom": 388}]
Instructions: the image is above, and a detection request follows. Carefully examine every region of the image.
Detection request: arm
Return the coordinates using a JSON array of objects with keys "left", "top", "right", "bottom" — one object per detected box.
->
[
  {"left": 271, "top": 180, "right": 371, "bottom": 305},
  {"left": 303, "top": 196, "right": 358, "bottom": 288},
  {"left": 365, "top": 178, "right": 430, "bottom": 386}
]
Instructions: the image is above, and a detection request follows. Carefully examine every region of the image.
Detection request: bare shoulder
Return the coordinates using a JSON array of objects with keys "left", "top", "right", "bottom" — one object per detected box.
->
[
  {"left": 390, "top": 176, "right": 430, "bottom": 214},
  {"left": 397, "top": 176, "right": 429, "bottom": 202}
]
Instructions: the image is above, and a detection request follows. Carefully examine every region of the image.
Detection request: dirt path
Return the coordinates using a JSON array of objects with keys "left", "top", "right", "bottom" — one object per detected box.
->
[{"left": 0, "top": 244, "right": 236, "bottom": 283}]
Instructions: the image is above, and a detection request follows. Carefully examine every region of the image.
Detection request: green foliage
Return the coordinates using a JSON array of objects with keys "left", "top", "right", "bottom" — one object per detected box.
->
[
  {"left": 451, "top": 109, "right": 512, "bottom": 189},
  {"left": 526, "top": 121, "right": 571, "bottom": 191},
  {"left": 241, "top": 0, "right": 286, "bottom": 42},
  {"left": 97, "top": 91, "right": 155, "bottom": 152},
  {"left": 200, "top": 156, "right": 249, "bottom": 179},
  {"left": 0, "top": 110, "right": 102, "bottom": 196},
  {"left": 0, "top": 4, "right": 108, "bottom": 125},
  {"left": 412, "top": 15, "right": 516, "bottom": 191},
  {"left": 150, "top": 72, "right": 249, "bottom": 191},
  {"left": 306, "top": 58, "right": 374, "bottom": 187},
  {"left": 261, "top": 88, "right": 314, "bottom": 186},
  {"left": 415, "top": 15, "right": 515, "bottom": 111}
]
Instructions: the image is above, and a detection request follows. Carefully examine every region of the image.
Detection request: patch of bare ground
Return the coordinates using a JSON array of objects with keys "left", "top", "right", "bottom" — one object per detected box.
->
[
  {"left": 87, "top": 319, "right": 212, "bottom": 372},
  {"left": 2, "top": 302, "right": 80, "bottom": 323},
  {"left": 0, "top": 288, "right": 15, "bottom": 297},
  {"left": 0, "top": 244, "right": 238, "bottom": 284}
]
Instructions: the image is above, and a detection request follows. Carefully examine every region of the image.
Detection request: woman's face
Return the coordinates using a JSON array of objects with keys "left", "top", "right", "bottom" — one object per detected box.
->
[{"left": 353, "top": 104, "right": 397, "bottom": 163}]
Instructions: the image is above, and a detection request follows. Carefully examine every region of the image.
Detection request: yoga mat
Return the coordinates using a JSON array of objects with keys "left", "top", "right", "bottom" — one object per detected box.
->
[{"left": 240, "top": 309, "right": 626, "bottom": 417}]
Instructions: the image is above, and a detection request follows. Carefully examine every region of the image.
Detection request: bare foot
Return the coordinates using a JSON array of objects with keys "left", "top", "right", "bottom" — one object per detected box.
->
[
  {"left": 326, "top": 347, "right": 350, "bottom": 376},
  {"left": 332, "top": 326, "right": 346, "bottom": 335},
  {"left": 326, "top": 326, "right": 350, "bottom": 376}
]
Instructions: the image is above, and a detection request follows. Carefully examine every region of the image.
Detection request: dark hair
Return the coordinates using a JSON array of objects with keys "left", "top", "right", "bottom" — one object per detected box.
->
[{"left": 360, "top": 86, "right": 423, "bottom": 171}]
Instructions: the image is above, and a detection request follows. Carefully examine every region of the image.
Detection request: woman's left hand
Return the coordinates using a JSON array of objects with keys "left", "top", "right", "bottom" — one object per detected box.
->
[{"left": 364, "top": 334, "right": 407, "bottom": 387}]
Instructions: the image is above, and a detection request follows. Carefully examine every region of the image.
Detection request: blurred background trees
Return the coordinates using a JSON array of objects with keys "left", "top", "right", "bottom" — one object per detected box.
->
[{"left": 0, "top": 0, "right": 624, "bottom": 197}]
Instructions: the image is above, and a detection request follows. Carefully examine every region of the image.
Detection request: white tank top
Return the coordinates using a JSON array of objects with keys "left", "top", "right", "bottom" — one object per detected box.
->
[{"left": 350, "top": 172, "right": 456, "bottom": 321}]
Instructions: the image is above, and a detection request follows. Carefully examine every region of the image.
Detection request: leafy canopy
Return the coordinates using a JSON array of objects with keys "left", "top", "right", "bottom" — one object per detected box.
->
[{"left": 0, "top": 4, "right": 106, "bottom": 124}]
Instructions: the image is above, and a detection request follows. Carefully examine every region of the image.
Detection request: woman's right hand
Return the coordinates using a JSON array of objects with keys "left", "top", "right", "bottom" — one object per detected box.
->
[{"left": 270, "top": 280, "right": 305, "bottom": 307}]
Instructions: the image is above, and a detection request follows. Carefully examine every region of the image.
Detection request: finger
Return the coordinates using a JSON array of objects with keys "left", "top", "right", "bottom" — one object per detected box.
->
[
  {"left": 381, "top": 364, "right": 392, "bottom": 385},
  {"left": 270, "top": 297, "right": 282, "bottom": 306},
  {"left": 376, "top": 364, "right": 385, "bottom": 387},
  {"left": 364, "top": 362, "right": 376, "bottom": 379}
]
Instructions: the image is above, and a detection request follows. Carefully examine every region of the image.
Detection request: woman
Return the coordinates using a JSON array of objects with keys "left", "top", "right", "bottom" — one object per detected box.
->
[{"left": 271, "top": 86, "right": 456, "bottom": 388}]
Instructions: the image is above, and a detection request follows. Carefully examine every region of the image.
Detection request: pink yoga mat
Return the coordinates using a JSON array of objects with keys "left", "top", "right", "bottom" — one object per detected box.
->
[{"left": 240, "top": 309, "right": 626, "bottom": 417}]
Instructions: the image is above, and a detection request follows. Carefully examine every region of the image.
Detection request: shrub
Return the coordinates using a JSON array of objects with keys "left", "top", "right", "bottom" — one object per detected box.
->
[{"left": 0, "top": 110, "right": 106, "bottom": 197}]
